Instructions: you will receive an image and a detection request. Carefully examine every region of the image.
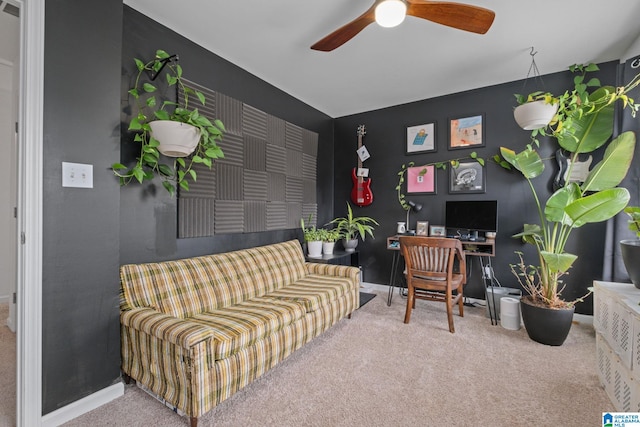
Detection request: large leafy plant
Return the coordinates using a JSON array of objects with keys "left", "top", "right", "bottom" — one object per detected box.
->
[
  {"left": 329, "top": 202, "right": 379, "bottom": 241},
  {"left": 502, "top": 63, "right": 640, "bottom": 308},
  {"left": 112, "top": 49, "right": 225, "bottom": 196}
]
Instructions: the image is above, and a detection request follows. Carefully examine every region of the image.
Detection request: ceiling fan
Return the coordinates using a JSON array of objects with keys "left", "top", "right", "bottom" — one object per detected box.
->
[{"left": 311, "top": 0, "right": 495, "bottom": 52}]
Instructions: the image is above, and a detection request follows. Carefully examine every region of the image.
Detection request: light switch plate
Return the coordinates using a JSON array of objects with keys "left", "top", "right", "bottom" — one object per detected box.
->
[{"left": 62, "top": 162, "right": 93, "bottom": 188}]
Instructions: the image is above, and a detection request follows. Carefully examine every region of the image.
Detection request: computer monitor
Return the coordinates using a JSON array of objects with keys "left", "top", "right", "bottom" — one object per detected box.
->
[{"left": 445, "top": 200, "right": 498, "bottom": 239}]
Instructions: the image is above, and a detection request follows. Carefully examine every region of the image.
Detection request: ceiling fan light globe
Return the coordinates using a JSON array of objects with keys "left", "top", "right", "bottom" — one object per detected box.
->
[{"left": 375, "top": 0, "right": 407, "bottom": 28}]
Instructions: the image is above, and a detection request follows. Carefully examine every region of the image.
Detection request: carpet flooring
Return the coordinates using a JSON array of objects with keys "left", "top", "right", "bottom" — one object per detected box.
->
[
  {"left": 64, "top": 289, "right": 612, "bottom": 426},
  {"left": 0, "top": 303, "right": 16, "bottom": 427}
]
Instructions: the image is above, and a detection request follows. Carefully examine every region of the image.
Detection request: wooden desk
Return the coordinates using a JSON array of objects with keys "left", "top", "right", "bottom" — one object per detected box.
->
[{"left": 386, "top": 235, "right": 497, "bottom": 321}]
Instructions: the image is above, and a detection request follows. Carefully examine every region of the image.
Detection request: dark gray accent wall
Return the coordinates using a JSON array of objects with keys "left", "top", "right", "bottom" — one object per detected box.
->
[
  {"left": 120, "top": 6, "right": 334, "bottom": 265},
  {"left": 333, "top": 62, "right": 622, "bottom": 315},
  {"left": 42, "top": 0, "right": 122, "bottom": 414}
]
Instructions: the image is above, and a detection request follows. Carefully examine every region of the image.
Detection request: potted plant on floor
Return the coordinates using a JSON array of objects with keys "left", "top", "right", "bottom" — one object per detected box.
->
[
  {"left": 500, "top": 63, "right": 640, "bottom": 345},
  {"left": 621, "top": 206, "right": 640, "bottom": 287},
  {"left": 301, "top": 215, "right": 323, "bottom": 257},
  {"left": 111, "top": 49, "right": 225, "bottom": 196},
  {"left": 329, "top": 202, "right": 378, "bottom": 252}
]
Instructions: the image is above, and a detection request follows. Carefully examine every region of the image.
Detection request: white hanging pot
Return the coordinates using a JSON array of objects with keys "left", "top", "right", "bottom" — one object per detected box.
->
[
  {"left": 149, "top": 120, "right": 201, "bottom": 157},
  {"left": 513, "top": 100, "right": 558, "bottom": 130}
]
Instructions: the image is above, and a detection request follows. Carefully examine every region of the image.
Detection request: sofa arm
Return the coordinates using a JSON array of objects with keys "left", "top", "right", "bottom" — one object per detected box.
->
[
  {"left": 121, "top": 307, "right": 215, "bottom": 349},
  {"left": 305, "top": 263, "right": 360, "bottom": 282}
]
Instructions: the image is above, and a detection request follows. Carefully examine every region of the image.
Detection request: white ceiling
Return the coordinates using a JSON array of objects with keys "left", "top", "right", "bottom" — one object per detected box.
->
[{"left": 124, "top": 0, "right": 640, "bottom": 118}]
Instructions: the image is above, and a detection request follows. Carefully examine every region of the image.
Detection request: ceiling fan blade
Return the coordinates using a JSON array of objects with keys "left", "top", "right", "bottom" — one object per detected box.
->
[
  {"left": 311, "top": 4, "right": 377, "bottom": 51},
  {"left": 407, "top": 1, "right": 495, "bottom": 34}
]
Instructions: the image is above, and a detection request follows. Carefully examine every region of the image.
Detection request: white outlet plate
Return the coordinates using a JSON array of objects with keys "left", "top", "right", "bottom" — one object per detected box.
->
[{"left": 62, "top": 162, "right": 93, "bottom": 188}]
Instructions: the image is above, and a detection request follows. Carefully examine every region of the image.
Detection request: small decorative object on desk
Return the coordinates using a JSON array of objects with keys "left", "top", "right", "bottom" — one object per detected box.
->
[
  {"left": 485, "top": 231, "right": 496, "bottom": 240},
  {"left": 430, "top": 225, "right": 446, "bottom": 237},
  {"left": 416, "top": 221, "right": 429, "bottom": 236}
]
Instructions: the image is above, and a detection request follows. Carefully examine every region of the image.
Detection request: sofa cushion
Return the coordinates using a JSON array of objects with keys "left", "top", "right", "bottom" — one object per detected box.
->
[
  {"left": 189, "top": 297, "right": 307, "bottom": 360},
  {"left": 267, "top": 274, "right": 353, "bottom": 312},
  {"left": 119, "top": 240, "right": 307, "bottom": 318}
]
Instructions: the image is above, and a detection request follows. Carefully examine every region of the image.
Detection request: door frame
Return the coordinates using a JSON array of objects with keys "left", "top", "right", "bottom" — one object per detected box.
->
[{"left": 16, "top": 0, "right": 44, "bottom": 425}]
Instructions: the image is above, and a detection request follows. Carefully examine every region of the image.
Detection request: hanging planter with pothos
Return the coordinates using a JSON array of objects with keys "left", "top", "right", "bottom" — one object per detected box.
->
[{"left": 112, "top": 49, "right": 225, "bottom": 196}]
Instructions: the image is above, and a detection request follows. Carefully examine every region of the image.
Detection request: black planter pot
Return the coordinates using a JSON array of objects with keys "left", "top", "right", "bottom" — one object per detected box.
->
[
  {"left": 621, "top": 240, "right": 640, "bottom": 289},
  {"left": 520, "top": 297, "right": 575, "bottom": 346}
]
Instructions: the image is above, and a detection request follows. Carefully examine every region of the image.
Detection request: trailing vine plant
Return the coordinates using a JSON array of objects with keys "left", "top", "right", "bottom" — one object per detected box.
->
[{"left": 396, "top": 152, "right": 491, "bottom": 210}]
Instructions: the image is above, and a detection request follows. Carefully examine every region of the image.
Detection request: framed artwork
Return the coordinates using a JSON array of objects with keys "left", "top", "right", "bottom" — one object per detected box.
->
[
  {"left": 416, "top": 221, "right": 429, "bottom": 236},
  {"left": 430, "top": 225, "right": 446, "bottom": 237},
  {"left": 406, "top": 122, "right": 436, "bottom": 154},
  {"left": 448, "top": 114, "right": 484, "bottom": 150},
  {"left": 449, "top": 161, "right": 486, "bottom": 194},
  {"left": 406, "top": 165, "right": 437, "bottom": 194}
]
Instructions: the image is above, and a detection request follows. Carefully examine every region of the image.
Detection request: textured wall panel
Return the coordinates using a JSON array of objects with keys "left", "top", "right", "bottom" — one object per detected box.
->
[
  {"left": 266, "top": 144, "right": 287, "bottom": 174},
  {"left": 244, "top": 135, "right": 266, "bottom": 171},
  {"left": 287, "top": 203, "right": 303, "bottom": 229},
  {"left": 286, "top": 149, "right": 303, "bottom": 178},
  {"left": 178, "top": 198, "right": 215, "bottom": 238},
  {"left": 303, "top": 179, "right": 317, "bottom": 204},
  {"left": 244, "top": 201, "right": 267, "bottom": 233},
  {"left": 302, "top": 153, "right": 316, "bottom": 181},
  {"left": 268, "top": 173, "right": 286, "bottom": 202},
  {"left": 285, "top": 122, "right": 304, "bottom": 151},
  {"left": 216, "top": 164, "right": 244, "bottom": 200},
  {"left": 266, "top": 202, "right": 288, "bottom": 230},
  {"left": 302, "top": 128, "right": 318, "bottom": 156},
  {"left": 181, "top": 79, "right": 217, "bottom": 120},
  {"left": 302, "top": 204, "right": 318, "bottom": 226},
  {"left": 180, "top": 162, "right": 216, "bottom": 199},
  {"left": 244, "top": 170, "right": 268, "bottom": 201},
  {"left": 218, "top": 133, "right": 243, "bottom": 167},
  {"left": 216, "top": 92, "right": 243, "bottom": 136},
  {"left": 286, "top": 176, "right": 304, "bottom": 203},
  {"left": 243, "top": 104, "right": 267, "bottom": 139},
  {"left": 215, "top": 201, "right": 244, "bottom": 234},
  {"left": 177, "top": 82, "right": 318, "bottom": 237},
  {"left": 267, "top": 114, "right": 286, "bottom": 147}
]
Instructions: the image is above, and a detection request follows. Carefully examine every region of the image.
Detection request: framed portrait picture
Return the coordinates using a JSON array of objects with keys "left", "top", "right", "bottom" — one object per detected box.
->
[
  {"left": 406, "top": 165, "right": 437, "bottom": 194},
  {"left": 448, "top": 114, "right": 484, "bottom": 150},
  {"left": 416, "top": 221, "right": 429, "bottom": 236},
  {"left": 430, "top": 225, "right": 446, "bottom": 237},
  {"left": 406, "top": 122, "right": 436, "bottom": 154},
  {"left": 449, "top": 161, "right": 486, "bottom": 194}
]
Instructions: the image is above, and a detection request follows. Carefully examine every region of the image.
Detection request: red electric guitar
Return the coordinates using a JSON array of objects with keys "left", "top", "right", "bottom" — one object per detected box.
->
[{"left": 351, "top": 125, "right": 373, "bottom": 207}]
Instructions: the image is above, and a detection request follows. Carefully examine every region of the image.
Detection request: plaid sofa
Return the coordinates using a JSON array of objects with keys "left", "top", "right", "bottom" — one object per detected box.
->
[{"left": 119, "top": 239, "right": 360, "bottom": 426}]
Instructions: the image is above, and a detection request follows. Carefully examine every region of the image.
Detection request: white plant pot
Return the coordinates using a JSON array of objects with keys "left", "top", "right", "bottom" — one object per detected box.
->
[
  {"left": 307, "top": 240, "right": 323, "bottom": 258},
  {"left": 322, "top": 241, "right": 335, "bottom": 255},
  {"left": 513, "top": 101, "right": 558, "bottom": 130},
  {"left": 149, "top": 120, "right": 201, "bottom": 157}
]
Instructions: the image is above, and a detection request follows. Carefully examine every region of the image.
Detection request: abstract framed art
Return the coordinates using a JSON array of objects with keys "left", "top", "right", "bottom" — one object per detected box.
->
[
  {"left": 406, "top": 122, "right": 436, "bottom": 154},
  {"left": 448, "top": 114, "right": 484, "bottom": 150}
]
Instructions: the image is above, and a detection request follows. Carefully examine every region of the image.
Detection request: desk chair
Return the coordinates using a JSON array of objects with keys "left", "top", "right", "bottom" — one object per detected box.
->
[{"left": 399, "top": 236, "right": 467, "bottom": 333}]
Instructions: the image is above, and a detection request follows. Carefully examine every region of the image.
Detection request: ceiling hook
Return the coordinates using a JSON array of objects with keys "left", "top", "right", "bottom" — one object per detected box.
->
[{"left": 529, "top": 47, "right": 537, "bottom": 57}]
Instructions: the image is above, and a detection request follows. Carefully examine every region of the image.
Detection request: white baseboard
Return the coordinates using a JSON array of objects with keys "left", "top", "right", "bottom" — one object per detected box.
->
[
  {"left": 0, "top": 295, "right": 10, "bottom": 304},
  {"left": 41, "top": 382, "right": 124, "bottom": 427}
]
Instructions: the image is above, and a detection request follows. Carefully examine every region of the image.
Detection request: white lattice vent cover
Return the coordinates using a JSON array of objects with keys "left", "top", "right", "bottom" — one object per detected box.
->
[
  {"left": 614, "top": 360, "right": 634, "bottom": 412},
  {"left": 612, "top": 301, "right": 633, "bottom": 369},
  {"left": 595, "top": 291, "right": 611, "bottom": 337},
  {"left": 597, "top": 333, "right": 614, "bottom": 394},
  {"left": 633, "top": 315, "right": 640, "bottom": 372}
]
